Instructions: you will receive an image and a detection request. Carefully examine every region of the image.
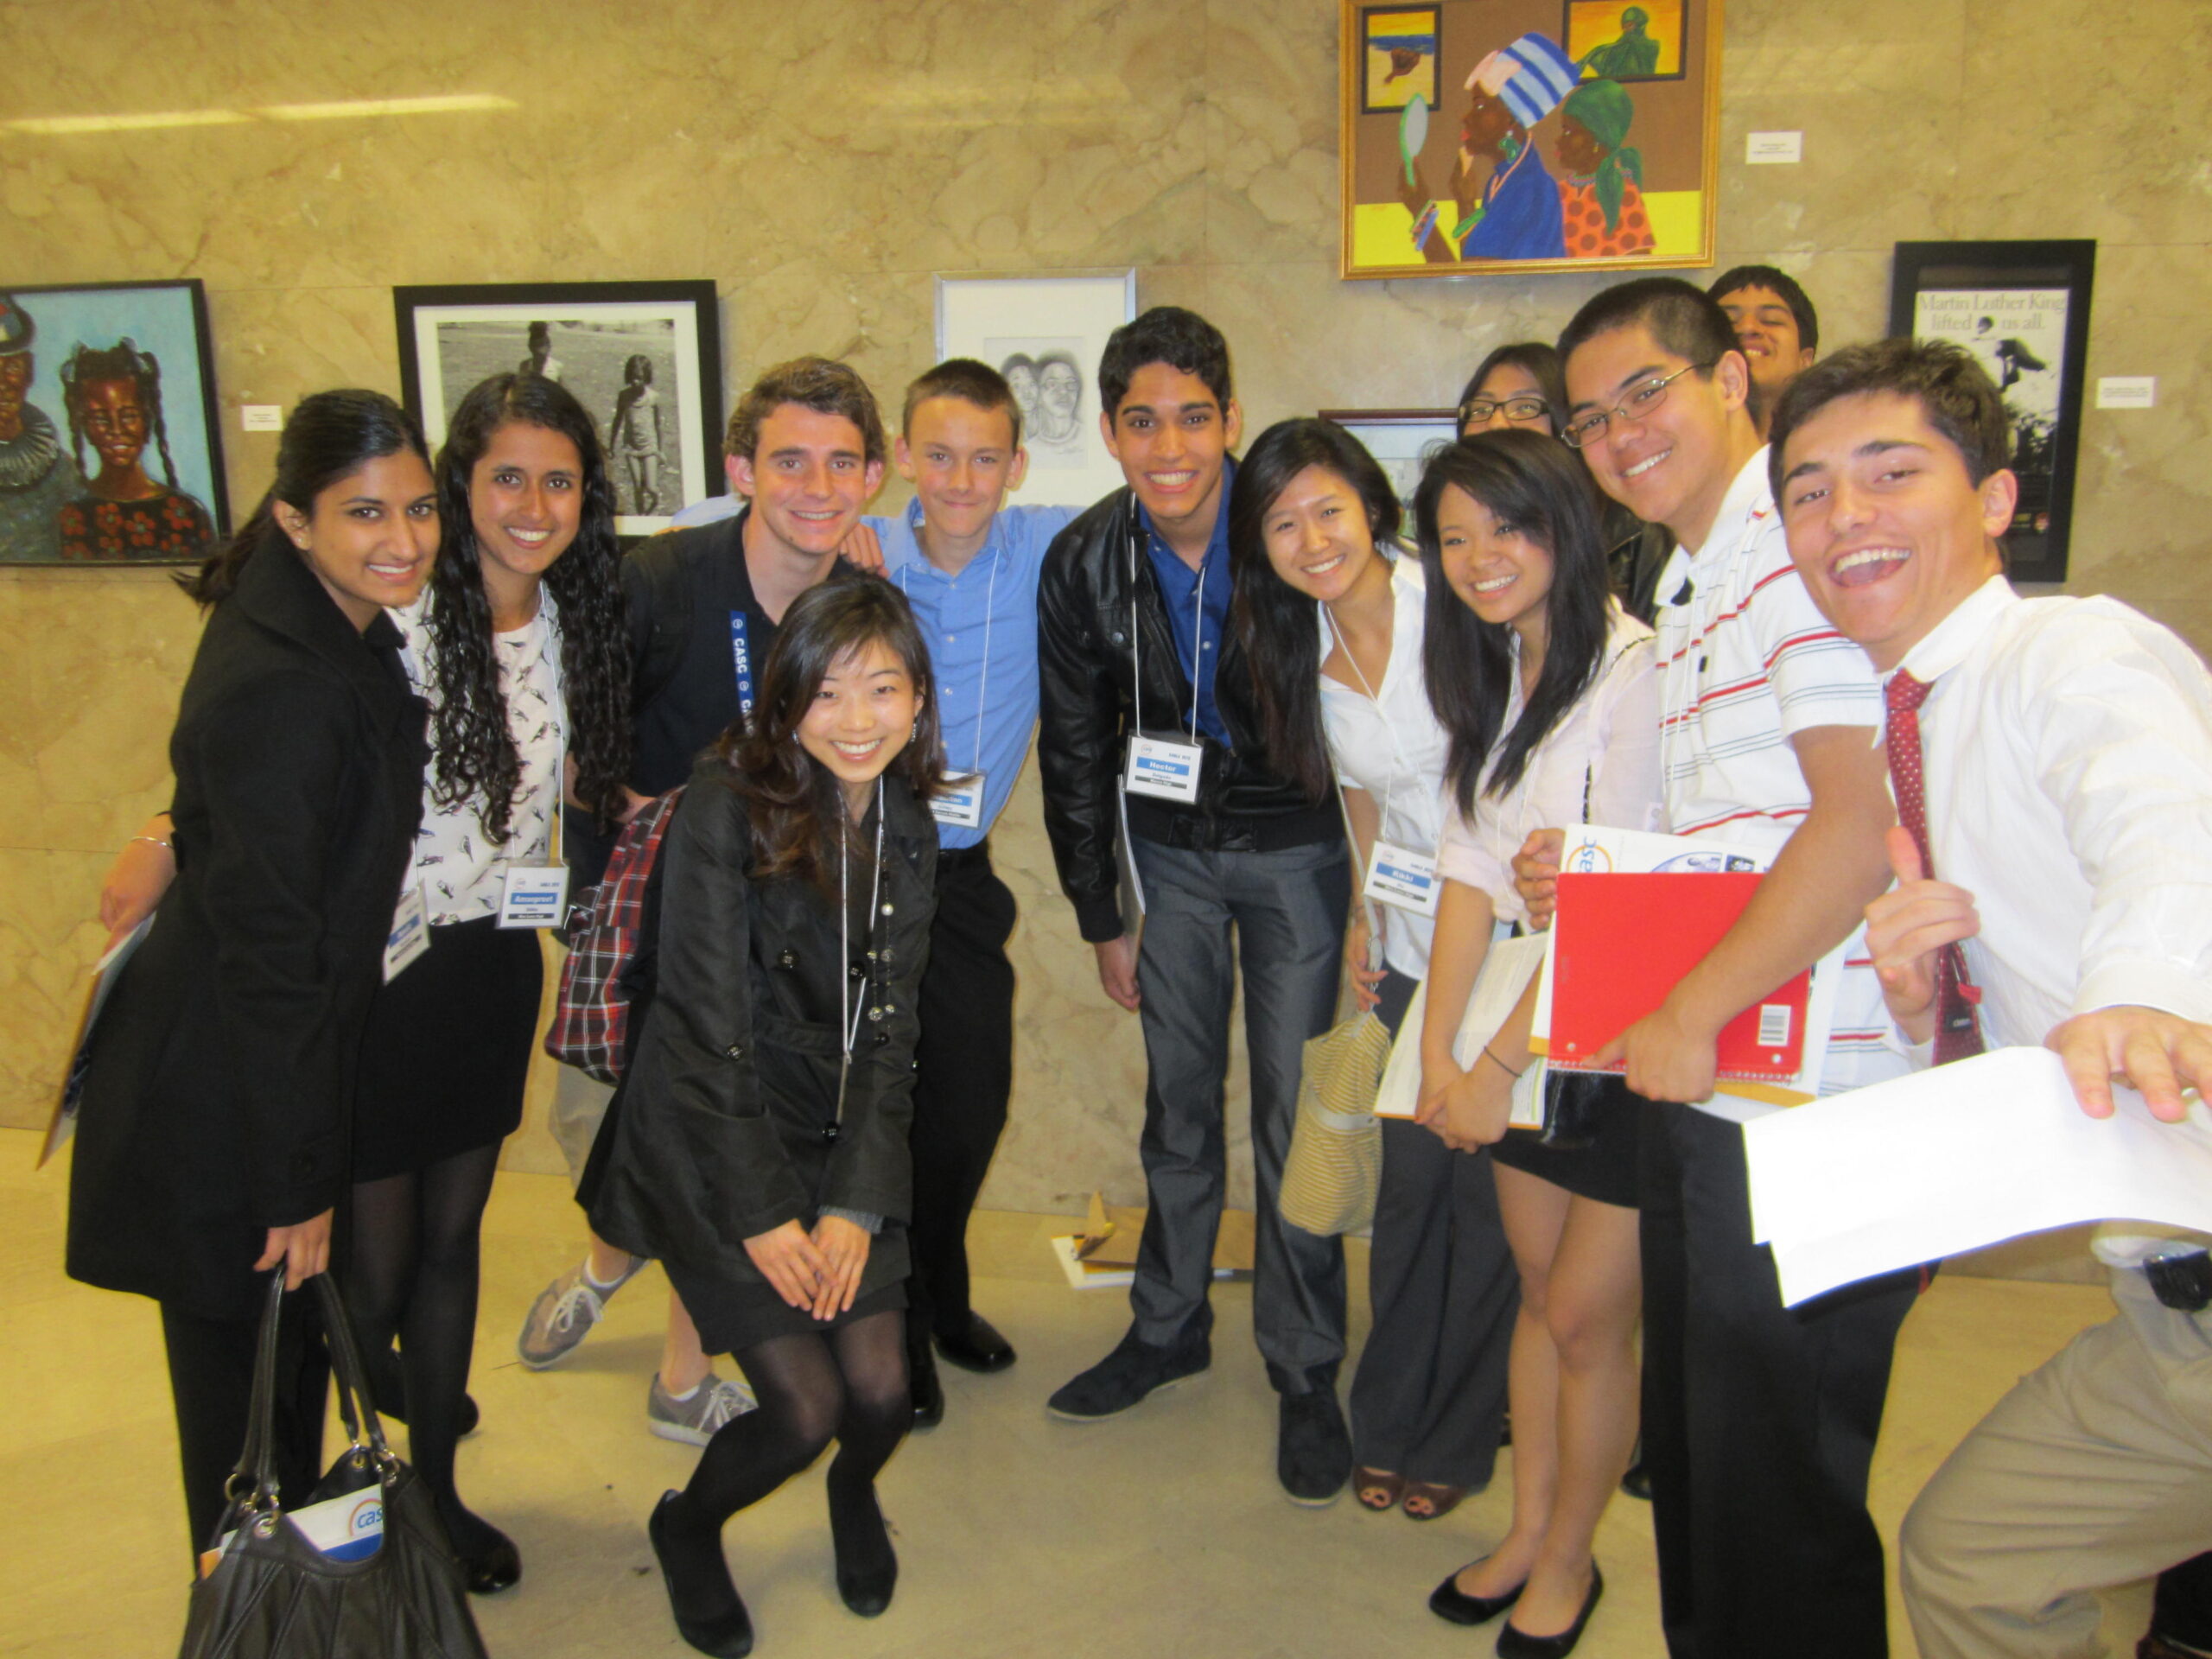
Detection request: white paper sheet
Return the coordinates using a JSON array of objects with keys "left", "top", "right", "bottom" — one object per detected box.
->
[
  {"left": 1743, "top": 1046, "right": 2212, "bottom": 1306},
  {"left": 1376, "top": 933, "right": 1549, "bottom": 1125}
]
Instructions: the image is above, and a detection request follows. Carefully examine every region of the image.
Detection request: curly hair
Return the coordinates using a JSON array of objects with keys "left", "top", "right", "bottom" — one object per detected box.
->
[
  {"left": 714, "top": 579, "right": 943, "bottom": 895},
  {"left": 427, "top": 372, "right": 632, "bottom": 843},
  {"left": 60, "top": 339, "right": 181, "bottom": 487}
]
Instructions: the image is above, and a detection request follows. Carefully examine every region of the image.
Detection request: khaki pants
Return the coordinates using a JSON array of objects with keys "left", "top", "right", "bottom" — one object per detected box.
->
[{"left": 1902, "top": 1268, "right": 2212, "bottom": 1658}]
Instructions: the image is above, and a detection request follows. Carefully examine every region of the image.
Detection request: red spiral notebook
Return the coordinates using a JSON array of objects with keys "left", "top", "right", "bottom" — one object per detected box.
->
[{"left": 1543, "top": 871, "right": 1811, "bottom": 1082}]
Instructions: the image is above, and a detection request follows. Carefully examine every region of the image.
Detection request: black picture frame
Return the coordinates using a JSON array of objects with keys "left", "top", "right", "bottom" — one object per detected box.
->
[
  {"left": 1359, "top": 5, "right": 1442, "bottom": 114},
  {"left": 1889, "top": 240, "right": 2095, "bottom": 583},
  {"left": 392, "top": 281, "right": 724, "bottom": 536},
  {"left": 0, "top": 277, "right": 228, "bottom": 565}
]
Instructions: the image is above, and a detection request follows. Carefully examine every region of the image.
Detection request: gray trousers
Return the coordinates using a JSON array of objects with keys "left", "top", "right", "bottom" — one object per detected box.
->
[
  {"left": 1903, "top": 1267, "right": 2212, "bottom": 1659},
  {"left": 1128, "top": 836, "right": 1350, "bottom": 1394}
]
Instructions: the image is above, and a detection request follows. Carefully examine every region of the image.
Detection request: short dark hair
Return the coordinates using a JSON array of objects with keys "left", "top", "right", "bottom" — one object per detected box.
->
[
  {"left": 1709, "top": 264, "right": 1820, "bottom": 353},
  {"left": 1768, "top": 338, "right": 2012, "bottom": 500},
  {"left": 1457, "top": 342, "right": 1571, "bottom": 435},
  {"left": 901, "top": 358, "right": 1022, "bottom": 448},
  {"left": 1097, "top": 306, "right": 1232, "bottom": 422},
  {"left": 725, "top": 355, "right": 887, "bottom": 467},
  {"left": 1556, "top": 277, "right": 1740, "bottom": 388}
]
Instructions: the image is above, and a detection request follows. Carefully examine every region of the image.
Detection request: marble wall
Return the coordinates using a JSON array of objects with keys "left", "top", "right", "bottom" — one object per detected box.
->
[{"left": 4, "top": 0, "right": 2207, "bottom": 1216}]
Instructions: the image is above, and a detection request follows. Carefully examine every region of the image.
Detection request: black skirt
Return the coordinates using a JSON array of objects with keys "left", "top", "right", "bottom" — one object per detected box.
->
[
  {"left": 665, "top": 1236, "right": 910, "bottom": 1354},
  {"left": 352, "top": 915, "right": 543, "bottom": 1182},
  {"left": 1490, "top": 1072, "right": 1643, "bottom": 1208}
]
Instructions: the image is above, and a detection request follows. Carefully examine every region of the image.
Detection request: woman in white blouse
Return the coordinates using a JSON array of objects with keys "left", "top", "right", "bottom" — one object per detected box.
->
[
  {"left": 1414, "top": 429, "right": 1662, "bottom": 1656},
  {"left": 1228, "top": 418, "right": 1520, "bottom": 1523}
]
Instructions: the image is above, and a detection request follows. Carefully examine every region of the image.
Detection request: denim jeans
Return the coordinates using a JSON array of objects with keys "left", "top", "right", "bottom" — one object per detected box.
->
[{"left": 1127, "top": 836, "right": 1350, "bottom": 1393}]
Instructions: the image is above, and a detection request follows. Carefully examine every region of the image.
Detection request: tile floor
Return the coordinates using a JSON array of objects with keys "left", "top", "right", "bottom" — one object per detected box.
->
[{"left": 3, "top": 1129, "right": 2150, "bottom": 1657}]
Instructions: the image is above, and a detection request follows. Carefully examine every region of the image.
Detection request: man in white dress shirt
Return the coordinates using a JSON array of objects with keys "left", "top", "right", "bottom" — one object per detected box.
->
[{"left": 1772, "top": 335, "right": 2212, "bottom": 1659}]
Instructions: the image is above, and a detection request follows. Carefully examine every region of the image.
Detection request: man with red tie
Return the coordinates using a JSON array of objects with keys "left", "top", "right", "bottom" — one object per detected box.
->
[{"left": 1771, "top": 335, "right": 2212, "bottom": 1659}]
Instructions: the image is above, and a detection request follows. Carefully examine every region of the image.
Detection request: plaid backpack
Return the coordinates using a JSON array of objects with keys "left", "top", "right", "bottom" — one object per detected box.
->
[{"left": 543, "top": 786, "right": 684, "bottom": 1084}]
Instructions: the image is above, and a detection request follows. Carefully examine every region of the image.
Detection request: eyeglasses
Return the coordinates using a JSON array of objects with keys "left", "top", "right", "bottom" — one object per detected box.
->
[
  {"left": 1458, "top": 395, "right": 1552, "bottom": 428},
  {"left": 1560, "top": 361, "right": 1716, "bottom": 449}
]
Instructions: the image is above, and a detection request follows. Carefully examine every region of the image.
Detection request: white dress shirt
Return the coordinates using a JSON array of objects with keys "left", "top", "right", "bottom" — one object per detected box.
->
[
  {"left": 1436, "top": 606, "right": 1663, "bottom": 928},
  {"left": 1317, "top": 556, "right": 1452, "bottom": 979}
]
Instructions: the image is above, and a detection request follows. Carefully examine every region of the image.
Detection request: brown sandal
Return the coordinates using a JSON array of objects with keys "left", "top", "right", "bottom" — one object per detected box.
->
[
  {"left": 1354, "top": 1466, "right": 1404, "bottom": 1511},
  {"left": 1402, "top": 1479, "right": 1467, "bottom": 1521}
]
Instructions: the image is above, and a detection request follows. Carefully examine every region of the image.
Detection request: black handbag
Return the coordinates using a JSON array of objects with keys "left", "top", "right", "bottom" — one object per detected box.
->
[{"left": 179, "top": 1270, "right": 489, "bottom": 1659}]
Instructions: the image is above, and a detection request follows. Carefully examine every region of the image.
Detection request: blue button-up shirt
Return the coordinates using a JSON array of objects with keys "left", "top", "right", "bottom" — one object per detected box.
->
[
  {"left": 1139, "top": 461, "right": 1236, "bottom": 747},
  {"left": 874, "top": 499, "right": 1077, "bottom": 849}
]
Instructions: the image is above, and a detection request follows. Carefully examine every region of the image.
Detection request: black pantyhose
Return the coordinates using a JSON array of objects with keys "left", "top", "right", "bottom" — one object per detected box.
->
[{"left": 342, "top": 1142, "right": 504, "bottom": 1557}]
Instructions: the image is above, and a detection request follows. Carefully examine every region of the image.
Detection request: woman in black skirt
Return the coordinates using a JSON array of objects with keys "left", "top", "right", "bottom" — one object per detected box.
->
[
  {"left": 1412, "top": 431, "right": 1662, "bottom": 1657},
  {"left": 586, "top": 579, "right": 941, "bottom": 1657},
  {"left": 347, "top": 370, "right": 632, "bottom": 1591}
]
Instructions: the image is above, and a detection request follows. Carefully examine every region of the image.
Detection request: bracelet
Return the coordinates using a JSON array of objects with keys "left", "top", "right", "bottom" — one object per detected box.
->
[
  {"left": 131, "top": 835, "right": 172, "bottom": 851},
  {"left": 1481, "top": 1046, "right": 1526, "bottom": 1080}
]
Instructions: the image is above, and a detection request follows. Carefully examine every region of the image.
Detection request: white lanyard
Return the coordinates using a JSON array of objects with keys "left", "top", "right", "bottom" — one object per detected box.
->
[
  {"left": 835, "top": 778, "right": 888, "bottom": 1122},
  {"left": 898, "top": 540, "right": 998, "bottom": 779},
  {"left": 1324, "top": 596, "right": 1439, "bottom": 918},
  {"left": 1320, "top": 603, "right": 1410, "bottom": 828}
]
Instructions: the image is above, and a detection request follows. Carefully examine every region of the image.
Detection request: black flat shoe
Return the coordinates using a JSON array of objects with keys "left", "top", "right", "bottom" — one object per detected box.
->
[
  {"left": 934, "top": 1311, "right": 1016, "bottom": 1373},
  {"left": 649, "top": 1492, "right": 753, "bottom": 1658},
  {"left": 909, "top": 1340, "right": 945, "bottom": 1429},
  {"left": 1497, "top": 1564, "right": 1604, "bottom": 1658},
  {"left": 829, "top": 1482, "right": 898, "bottom": 1618},
  {"left": 1429, "top": 1564, "right": 1526, "bottom": 1627},
  {"left": 1619, "top": 1438, "right": 1651, "bottom": 1501},
  {"left": 458, "top": 1525, "right": 521, "bottom": 1595}
]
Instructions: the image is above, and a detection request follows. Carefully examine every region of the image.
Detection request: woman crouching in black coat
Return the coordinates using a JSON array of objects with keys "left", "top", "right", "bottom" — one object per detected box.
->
[{"left": 585, "top": 577, "right": 941, "bottom": 1656}]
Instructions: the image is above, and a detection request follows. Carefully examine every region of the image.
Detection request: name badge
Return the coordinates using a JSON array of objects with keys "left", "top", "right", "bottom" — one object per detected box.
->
[
  {"left": 1364, "top": 840, "right": 1440, "bottom": 917},
  {"left": 384, "top": 885, "right": 429, "bottom": 982},
  {"left": 1124, "top": 734, "right": 1204, "bottom": 803},
  {"left": 498, "top": 864, "right": 570, "bottom": 930},
  {"left": 930, "top": 772, "right": 986, "bottom": 830}
]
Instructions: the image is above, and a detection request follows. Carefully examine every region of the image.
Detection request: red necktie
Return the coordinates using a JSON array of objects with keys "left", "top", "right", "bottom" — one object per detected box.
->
[{"left": 1885, "top": 670, "right": 1985, "bottom": 1064}]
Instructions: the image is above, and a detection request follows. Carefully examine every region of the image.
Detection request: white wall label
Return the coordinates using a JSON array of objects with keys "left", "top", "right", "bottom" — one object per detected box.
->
[
  {"left": 1746, "top": 130, "right": 1802, "bottom": 164},
  {"left": 2094, "top": 377, "right": 2156, "bottom": 410},
  {"left": 240, "top": 404, "right": 283, "bottom": 431}
]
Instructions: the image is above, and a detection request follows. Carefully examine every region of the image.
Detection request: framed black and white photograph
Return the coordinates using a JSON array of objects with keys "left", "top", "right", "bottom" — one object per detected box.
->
[
  {"left": 935, "top": 271, "right": 1135, "bottom": 507},
  {"left": 393, "top": 281, "right": 723, "bottom": 537},
  {"left": 0, "top": 278, "right": 227, "bottom": 565},
  {"left": 1320, "top": 407, "right": 1460, "bottom": 524},
  {"left": 1890, "top": 240, "right": 2095, "bottom": 583}
]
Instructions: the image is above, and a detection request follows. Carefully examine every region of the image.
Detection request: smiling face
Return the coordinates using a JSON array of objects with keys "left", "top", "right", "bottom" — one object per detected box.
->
[
  {"left": 1101, "top": 361, "right": 1243, "bottom": 543},
  {"left": 1777, "top": 391, "right": 2013, "bottom": 672},
  {"left": 277, "top": 450, "right": 440, "bottom": 630},
  {"left": 1565, "top": 321, "right": 1751, "bottom": 550},
  {"left": 1463, "top": 361, "right": 1557, "bottom": 438},
  {"left": 895, "top": 394, "right": 1027, "bottom": 550},
  {"left": 468, "top": 420, "right": 582, "bottom": 594},
  {"left": 1715, "top": 284, "right": 1814, "bottom": 405},
  {"left": 728, "top": 402, "right": 884, "bottom": 564},
  {"left": 1436, "top": 481, "right": 1557, "bottom": 644},
  {"left": 798, "top": 636, "right": 923, "bottom": 816},
  {"left": 1260, "top": 464, "right": 1383, "bottom": 607},
  {"left": 73, "top": 376, "right": 149, "bottom": 471}
]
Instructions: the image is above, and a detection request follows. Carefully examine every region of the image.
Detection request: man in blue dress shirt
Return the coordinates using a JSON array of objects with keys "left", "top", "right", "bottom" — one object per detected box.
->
[{"left": 863, "top": 360, "right": 1077, "bottom": 1425}]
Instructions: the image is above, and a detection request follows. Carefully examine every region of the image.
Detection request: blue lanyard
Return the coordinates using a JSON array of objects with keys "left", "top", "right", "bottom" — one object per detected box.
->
[{"left": 729, "top": 611, "right": 755, "bottom": 722}]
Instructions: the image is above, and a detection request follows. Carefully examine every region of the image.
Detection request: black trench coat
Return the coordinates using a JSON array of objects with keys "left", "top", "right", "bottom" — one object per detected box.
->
[
  {"left": 67, "top": 542, "right": 427, "bottom": 1322},
  {"left": 588, "top": 755, "right": 938, "bottom": 1301}
]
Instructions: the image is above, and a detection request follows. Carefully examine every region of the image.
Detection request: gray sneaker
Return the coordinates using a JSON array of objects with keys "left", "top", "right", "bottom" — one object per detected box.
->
[
  {"left": 647, "top": 1371, "right": 760, "bottom": 1446},
  {"left": 516, "top": 1255, "right": 646, "bottom": 1370}
]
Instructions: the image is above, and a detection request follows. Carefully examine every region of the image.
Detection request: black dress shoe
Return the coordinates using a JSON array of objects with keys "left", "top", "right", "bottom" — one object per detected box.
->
[
  {"left": 829, "top": 1480, "right": 898, "bottom": 1618},
  {"left": 649, "top": 1492, "right": 753, "bottom": 1658},
  {"left": 458, "top": 1525, "right": 522, "bottom": 1595},
  {"left": 1429, "top": 1565, "right": 1525, "bottom": 1627},
  {"left": 1277, "top": 1387, "right": 1351, "bottom": 1505},
  {"left": 934, "top": 1311, "right": 1016, "bottom": 1373},
  {"left": 909, "top": 1341, "right": 945, "bottom": 1429},
  {"left": 1619, "top": 1440, "right": 1652, "bottom": 1502},
  {"left": 1497, "top": 1563, "right": 1604, "bottom": 1658}
]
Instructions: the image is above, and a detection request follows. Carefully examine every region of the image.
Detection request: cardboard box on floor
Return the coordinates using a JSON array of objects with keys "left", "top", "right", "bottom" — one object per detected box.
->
[{"left": 1074, "top": 1193, "right": 1255, "bottom": 1272}]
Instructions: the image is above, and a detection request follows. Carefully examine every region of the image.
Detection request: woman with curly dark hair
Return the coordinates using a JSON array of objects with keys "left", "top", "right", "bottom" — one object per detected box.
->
[
  {"left": 344, "top": 369, "right": 632, "bottom": 1593},
  {"left": 585, "top": 578, "right": 941, "bottom": 1656}
]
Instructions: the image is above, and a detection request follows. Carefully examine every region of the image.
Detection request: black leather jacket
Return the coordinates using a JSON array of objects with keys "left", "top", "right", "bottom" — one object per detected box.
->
[{"left": 1036, "top": 487, "right": 1341, "bottom": 943}]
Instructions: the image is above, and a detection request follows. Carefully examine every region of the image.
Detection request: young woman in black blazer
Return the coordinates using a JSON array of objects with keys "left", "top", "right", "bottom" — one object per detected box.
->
[
  {"left": 585, "top": 579, "right": 941, "bottom": 1657},
  {"left": 67, "top": 390, "right": 438, "bottom": 1554}
]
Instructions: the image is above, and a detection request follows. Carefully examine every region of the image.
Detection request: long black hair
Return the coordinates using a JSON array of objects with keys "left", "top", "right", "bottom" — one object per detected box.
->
[
  {"left": 427, "top": 372, "right": 632, "bottom": 842},
  {"left": 181, "top": 389, "right": 429, "bottom": 607},
  {"left": 716, "top": 579, "right": 944, "bottom": 895},
  {"left": 1417, "top": 429, "right": 1614, "bottom": 811},
  {"left": 1226, "top": 417, "right": 1403, "bottom": 803}
]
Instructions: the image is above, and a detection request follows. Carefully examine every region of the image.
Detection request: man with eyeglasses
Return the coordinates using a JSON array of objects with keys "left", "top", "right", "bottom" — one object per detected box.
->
[{"left": 1517, "top": 277, "right": 1913, "bottom": 1659}]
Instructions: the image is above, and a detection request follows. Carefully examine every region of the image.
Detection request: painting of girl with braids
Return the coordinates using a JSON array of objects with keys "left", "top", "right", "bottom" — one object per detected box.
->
[
  {"left": 1555, "top": 79, "right": 1655, "bottom": 257},
  {"left": 55, "top": 340, "right": 217, "bottom": 561}
]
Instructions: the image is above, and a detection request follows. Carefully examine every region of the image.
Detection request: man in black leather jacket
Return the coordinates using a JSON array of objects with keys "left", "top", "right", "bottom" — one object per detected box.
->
[{"left": 1033, "top": 307, "right": 1355, "bottom": 1503}]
